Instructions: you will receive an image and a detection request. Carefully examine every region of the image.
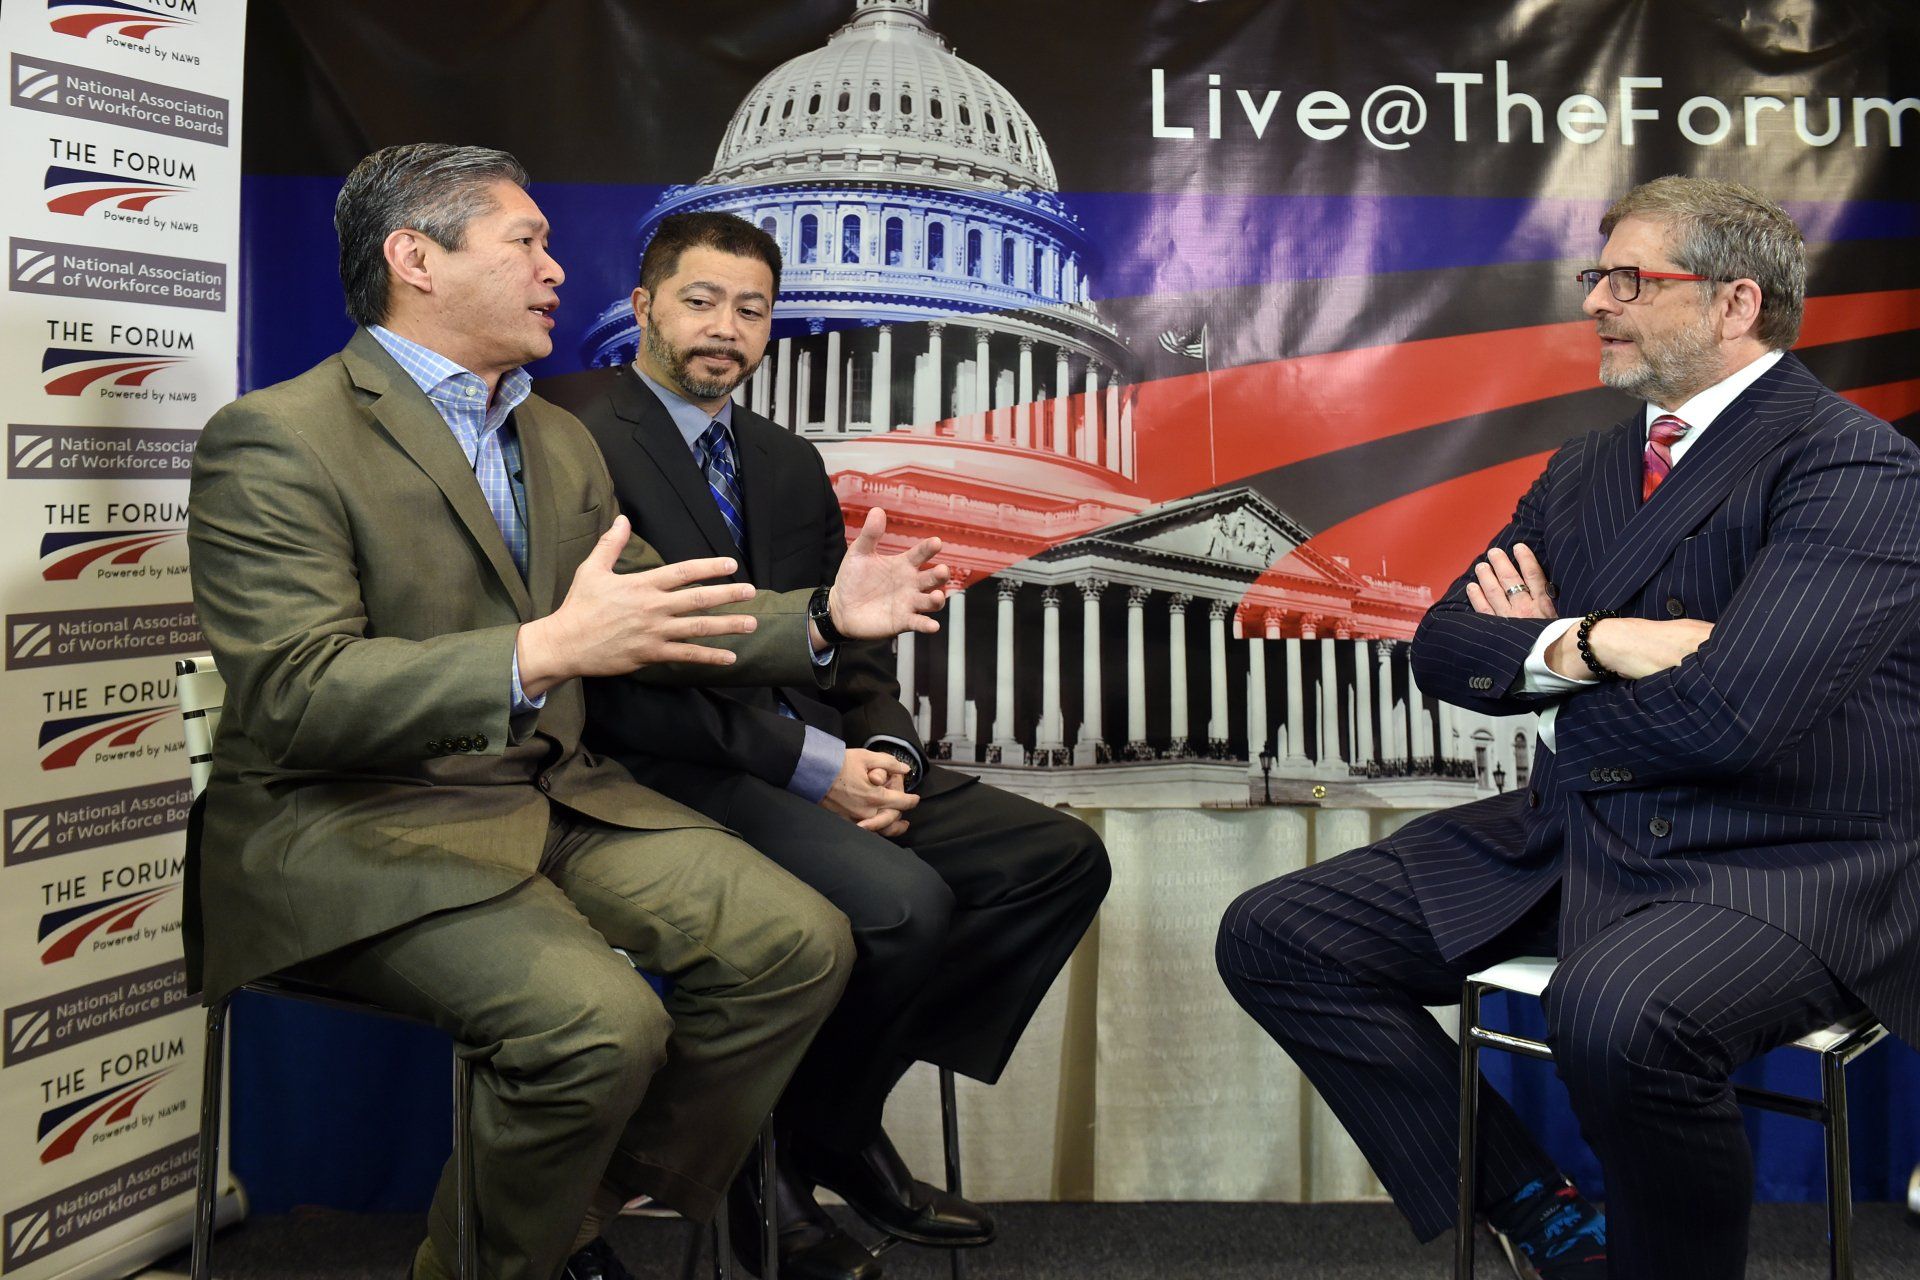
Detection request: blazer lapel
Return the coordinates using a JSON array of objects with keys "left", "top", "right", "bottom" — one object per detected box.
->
[
  {"left": 516, "top": 398, "right": 561, "bottom": 612},
  {"left": 611, "top": 368, "right": 747, "bottom": 573},
  {"left": 736, "top": 415, "right": 779, "bottom": 584},
  {"left": 1586, "top": 353, "right": 1817, "bottom": 610},
  {"left": 343, "top": 331, "right": 533, "bottom": 617}
]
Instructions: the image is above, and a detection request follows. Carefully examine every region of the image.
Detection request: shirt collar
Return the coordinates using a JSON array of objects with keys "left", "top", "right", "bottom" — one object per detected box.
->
[
  {"left": 633, "top": 362, "right": 732, "bottom": 455},
  {"left": 368, "top": 325, "right": 530, "bottom": 435},
  {"left": 1644, "top": 349, "right": 1784, "bottom": 440}
]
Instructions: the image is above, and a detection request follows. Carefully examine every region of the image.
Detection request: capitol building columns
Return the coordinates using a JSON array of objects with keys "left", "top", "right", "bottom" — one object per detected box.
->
[
  {"left": 1075, "top": 578, "right": 1107, "bottom": 765},
  {"left": 1059, "top": 345, "right": 1075, "bottom": 454},
  {"left": 940, "top": 570, "right": 973, "bottom": 759},
  {"left": 1165, "top": 593, "right": 1192, "bottom": 758},
  {"left": 990, "top": 578, "right": 1021, "bottom": 763},
  {"left": 1034, "top": 587, "right": 1067, "bottom": 762},
  {"left": 1124, "top": 586, "right": 1151, "bottom": 759},
  {"left": 1015, "top": 337, "right": 1035, "bottom": 447},
  {"left": 872, "top": 323, "right": 893, "bottom": 431}
]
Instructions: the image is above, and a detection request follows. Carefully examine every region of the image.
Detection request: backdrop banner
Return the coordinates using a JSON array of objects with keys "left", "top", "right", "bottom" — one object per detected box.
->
[
  {"left": 0, "top": 1, "right": 246, "bottom": 1275},
  {"left": 227, "top": 0, "right": 1918, "bottom": 1211}
]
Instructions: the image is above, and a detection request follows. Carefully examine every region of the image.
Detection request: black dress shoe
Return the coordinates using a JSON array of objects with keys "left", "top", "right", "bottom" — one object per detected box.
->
[
  {"left": 793, "top": 1130, "right": 993, "bottom": 1248},
  {"left": 561, "top": 1237, "right": 636, "bottom": 1280},
  {"left": 728, "top": 1144, "right": 883, "bottom": 1280}
]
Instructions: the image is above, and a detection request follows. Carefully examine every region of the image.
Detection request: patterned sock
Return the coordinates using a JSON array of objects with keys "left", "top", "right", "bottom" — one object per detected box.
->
[{"left": 1486, "top": 1177, "right": 1608, "bottom": 1279}]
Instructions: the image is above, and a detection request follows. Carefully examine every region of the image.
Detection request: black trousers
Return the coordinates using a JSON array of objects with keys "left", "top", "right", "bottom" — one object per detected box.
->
[
  {"left": 636, "top": 761, "right": 1110, "bottom": 1149},
  {"left": 1216, "top": 840, "right": 1855, "bottom": 1280}
]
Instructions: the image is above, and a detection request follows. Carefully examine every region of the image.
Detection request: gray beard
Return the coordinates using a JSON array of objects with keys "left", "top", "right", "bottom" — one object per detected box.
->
[{"left": 1599, "top": 312, "right": 1723, "bottom": 407}]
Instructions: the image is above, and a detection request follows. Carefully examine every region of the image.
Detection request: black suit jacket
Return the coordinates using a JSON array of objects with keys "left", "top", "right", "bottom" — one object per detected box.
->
[
  {"left": 546, "top": 364, "right": 966, "bottom": 797},
  {"left": 1403, "top": 352, "right": 1920, "bottom": 1044}
]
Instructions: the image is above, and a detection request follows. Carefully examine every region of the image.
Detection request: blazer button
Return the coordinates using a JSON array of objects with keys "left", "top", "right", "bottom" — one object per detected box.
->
[
  {"left": 473, "top": 733, "right": 489, "bottom": 751},
  {"left": 426, "top": 739, "right": 440, "bottom": 754},
  {"left": 1589, "top": 768, "right": 1604, "bottom": 783},
  {"left": 537, "top": 775, "right": 553, "bottom": 793},
  {"left": 1649, "top": 817, "right": 1671, "bottom": 837},
  {"left": 1665, "top": 597, "right": 1685, "bottom": 617},
  {"left": 455, "top": 736, "right": 472, "bottom": 752},
  {"left": 1619, "top": 768, "right": 1634, "bottom": 782},
  {"left": 1527, "top": 791, "right": 1540, "bottom": 809}
]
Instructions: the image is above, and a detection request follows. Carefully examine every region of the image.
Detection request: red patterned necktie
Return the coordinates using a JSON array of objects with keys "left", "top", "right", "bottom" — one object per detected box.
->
[{"left": 1642, "top": 414, "right": 1690, "bottom": 500}]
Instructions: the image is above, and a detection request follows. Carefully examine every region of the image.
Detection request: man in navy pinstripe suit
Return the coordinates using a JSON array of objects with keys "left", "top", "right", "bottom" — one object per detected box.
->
[{"left": 1217, "top": 176, "right": 1920, "bottom": 1280}]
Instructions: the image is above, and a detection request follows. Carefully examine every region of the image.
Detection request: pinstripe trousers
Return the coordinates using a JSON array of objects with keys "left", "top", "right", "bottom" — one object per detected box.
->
[{"left": 1217, "top": 841, "right": 1856, "bottom": 1280}]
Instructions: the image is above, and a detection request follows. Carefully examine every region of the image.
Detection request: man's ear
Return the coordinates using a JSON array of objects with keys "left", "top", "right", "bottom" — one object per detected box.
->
[
  {"left": 384, "top": 228, "right": 435, "bottom": 300},
  {"left": 1721, "top": 278, "right": 1764, "bottom": 342},
  {"left": 629, "top": 285, "right": 650, "bottom": 324}
]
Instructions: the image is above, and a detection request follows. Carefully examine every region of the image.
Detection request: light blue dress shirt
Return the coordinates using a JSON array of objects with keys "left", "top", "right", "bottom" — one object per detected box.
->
[{"left": 368, "top": 326, "right": 544, "bottom": 718}]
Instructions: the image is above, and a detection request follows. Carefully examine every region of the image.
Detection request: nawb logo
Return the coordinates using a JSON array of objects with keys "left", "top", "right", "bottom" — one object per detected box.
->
[
  {"left": 37, "top": 707, "right": 176, "bottom": 771},
  {"left": 39, "top": 528, "right": 187, "bottom": 582},
  {"left": 43, "top": 164, "right": 190, "bottom": 217},
  {"left": 37, "top": 887, "right": 176, "bottom": 964},
  {"left": 42, "top": 345, "right": 189, "bottom": 396},
  {"left": 46, "top": 0, "right": 198, "bottom": 42},
  {"left": 37, "top": 1066, "right": 175, "bottom": 1163}
]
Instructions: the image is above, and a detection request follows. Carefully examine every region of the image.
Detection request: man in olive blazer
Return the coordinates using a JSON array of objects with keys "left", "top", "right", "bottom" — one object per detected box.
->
[{"left": 187, "top": 145, "right": 949, "bottom": 1280}]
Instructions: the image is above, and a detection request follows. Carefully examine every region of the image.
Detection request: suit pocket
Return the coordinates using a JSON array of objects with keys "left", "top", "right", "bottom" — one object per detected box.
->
[
  {"left": 1649, "top": 526, "right": 1750, "bottom": 617},
  {"left": 552, "top": 504, "right": 603, "bottom": 546}
]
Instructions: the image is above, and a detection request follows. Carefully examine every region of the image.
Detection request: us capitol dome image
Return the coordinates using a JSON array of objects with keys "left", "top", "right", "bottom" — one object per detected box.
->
[{"left": 582, "top": 0, "right": 1531, "bottom": 808}]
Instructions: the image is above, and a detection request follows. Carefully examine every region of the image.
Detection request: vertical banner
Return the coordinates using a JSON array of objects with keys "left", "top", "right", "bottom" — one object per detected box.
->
[{"left": 0, "top": 2, "right": 244, "bottom": 1276}]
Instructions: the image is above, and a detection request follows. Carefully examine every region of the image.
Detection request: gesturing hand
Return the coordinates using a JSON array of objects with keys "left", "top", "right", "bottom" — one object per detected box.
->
[
  {"left": 826, "top": 508, "right": 951, "bottom": 642},
  {"left": 822, "top": 747, "right": 918, "bottom": 836},
  {"left": 517, "top": 516, "right": 758, "bottom": 696},
  {"left": 1466, "top": 544, "right": 1557, "bottom": 620}
]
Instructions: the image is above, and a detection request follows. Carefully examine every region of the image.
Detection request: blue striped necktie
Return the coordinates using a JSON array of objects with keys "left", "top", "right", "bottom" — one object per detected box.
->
[
  {"left": 698, "top": 419, "right": 796, "bottom": 719},
  {"left": 696, "top": 420, "right": 747, "bottom": 551}
]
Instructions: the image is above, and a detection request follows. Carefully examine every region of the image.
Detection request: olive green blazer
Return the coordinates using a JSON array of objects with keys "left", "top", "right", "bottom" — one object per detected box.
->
[{"left": 185, "top": 329, "right": 823, "bottom": 1001}]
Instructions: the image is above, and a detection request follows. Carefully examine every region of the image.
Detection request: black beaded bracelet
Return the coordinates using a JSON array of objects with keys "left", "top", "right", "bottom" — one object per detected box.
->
[{"left": 1575, "top": 608, "right": 1621, "bottom": 680}]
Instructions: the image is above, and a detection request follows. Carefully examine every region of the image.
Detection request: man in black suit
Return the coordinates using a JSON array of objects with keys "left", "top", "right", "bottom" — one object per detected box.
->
[
  {"left": 1217, "top": 177, "right": 1920, "bottom": 1280},
  {"left": 553, "top": 213, "right": 1110, "bottom": 1280}
]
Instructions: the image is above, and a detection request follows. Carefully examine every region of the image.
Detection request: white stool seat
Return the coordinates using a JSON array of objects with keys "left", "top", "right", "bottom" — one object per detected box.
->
[{"left": 1468, "top": 957, "right": 1885, "bottom": 1054}]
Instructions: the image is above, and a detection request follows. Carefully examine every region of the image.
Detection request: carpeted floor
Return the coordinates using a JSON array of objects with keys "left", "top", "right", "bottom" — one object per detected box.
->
[{"left": 150, "top": 1201, "right": 1919, "bottom": 1279}]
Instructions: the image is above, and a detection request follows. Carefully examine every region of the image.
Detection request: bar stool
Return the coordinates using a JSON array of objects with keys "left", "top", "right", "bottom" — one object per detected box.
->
[
  {"left": 179, "top": 657, "right": 770, "bottom": 1280},
  {"left": 1455, "top": 955, "right": 1888, "bottom": 1280}
]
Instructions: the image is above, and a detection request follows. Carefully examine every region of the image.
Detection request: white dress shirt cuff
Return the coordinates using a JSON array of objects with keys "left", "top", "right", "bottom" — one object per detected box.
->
[{"left": 1523, "top": 618, "right": 1592, "bottom": 753}]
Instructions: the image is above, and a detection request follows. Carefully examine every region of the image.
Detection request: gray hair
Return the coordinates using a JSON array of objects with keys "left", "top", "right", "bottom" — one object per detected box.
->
[
  {"left": 1601, "top": 176, "right": 1805, "bottom": 349},
  {"left": 334, "top": 143, "right": 529, "bottom": 327}
]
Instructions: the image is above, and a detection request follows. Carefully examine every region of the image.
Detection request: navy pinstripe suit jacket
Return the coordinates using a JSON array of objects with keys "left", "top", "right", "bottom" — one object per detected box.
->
[{"left": 1404, "top": 352, "right": 1920, "bottom": 1045}]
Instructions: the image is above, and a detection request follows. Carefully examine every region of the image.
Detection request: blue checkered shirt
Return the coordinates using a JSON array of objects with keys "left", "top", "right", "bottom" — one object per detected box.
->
[{"left": 370, "top": 326, "right": 543, "bottom": 715}]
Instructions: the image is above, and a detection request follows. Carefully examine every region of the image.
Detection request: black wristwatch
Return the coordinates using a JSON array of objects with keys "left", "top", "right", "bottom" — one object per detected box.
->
[{"left": 808, "top": 586, "right": 845, "bottom": 648}]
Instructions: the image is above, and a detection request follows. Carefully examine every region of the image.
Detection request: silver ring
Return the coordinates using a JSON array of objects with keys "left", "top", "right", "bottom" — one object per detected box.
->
[{"left": 1504, "top": 583, "right": 1530, "bottom": 599}]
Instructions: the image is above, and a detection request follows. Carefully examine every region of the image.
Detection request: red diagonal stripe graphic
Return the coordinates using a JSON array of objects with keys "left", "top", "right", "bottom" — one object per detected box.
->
[
  {"left": 46, "top": 185, "right": 181, "bottom": 215},
  {"left": 44, "top": 359, "right": 177, "bottom": 395},
  {"left": 40, "top": 890, "right": 169, "bottom": 963},
  {"left": 43, "top": 534, "right": 175, "bottom": 579},
  {"left": 49, "top": 13, "right": 184, "bottom": 38},
  {"left": 1275, "top": 452, "right": 1557, "bottom": 607},
  {"left": 39, "top": 1079, "right": 163, "bottom": 1162},
  {"left": 43, "top": 711, "right": 171, "bottom": 769},
  {"left": 1841, "top": 377, "right": 1920, "bottom": 424}
]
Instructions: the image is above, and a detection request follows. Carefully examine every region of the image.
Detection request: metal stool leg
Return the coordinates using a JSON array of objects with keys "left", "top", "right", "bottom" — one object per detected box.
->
[
  {"left": 939, "top": 1067, "right": 965, "bottom": 1280},
  {"left": 711, "top": 1192, "right": 733, "bottom": 1280},
  {"left": 1454, "top": 982, "right": 1483, "bottom": 1280},
  {"left": 759, "top": 1121, "right": 779, "bottom": 1280},
  {"left": 1821, "top": 1047, "right": 1853, "bottom": 1280},
  {"left": 452, "top": 1053, "right": 477, "bottom": 1280},
  {"left": 190, "top": 998, "right": 230, "bottom": 1280}
]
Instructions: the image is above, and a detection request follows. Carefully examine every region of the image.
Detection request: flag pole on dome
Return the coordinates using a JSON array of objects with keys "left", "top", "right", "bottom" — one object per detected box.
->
[{"left": 1159, "top": 321, "right": 1215, "bottom": 486}]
